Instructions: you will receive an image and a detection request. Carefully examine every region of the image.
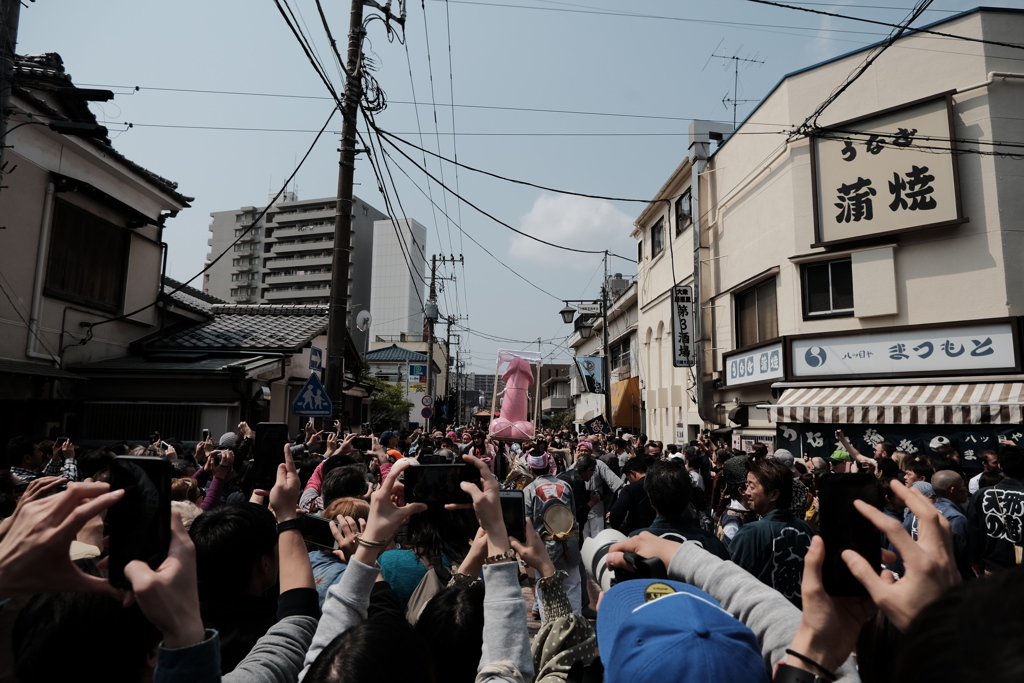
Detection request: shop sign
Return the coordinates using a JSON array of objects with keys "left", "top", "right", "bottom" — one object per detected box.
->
[
  {"left": 671, "top": 285, "right": 696, "bottom": 367},
  {"left": 724, "top": 341, "right": 784, "bottom": 387},
  {"left": 790, "top": 320, "right": 1018, "bottom": 380},
  {"left": 811, "top": 93, "right": 963, "bottom": 246}
]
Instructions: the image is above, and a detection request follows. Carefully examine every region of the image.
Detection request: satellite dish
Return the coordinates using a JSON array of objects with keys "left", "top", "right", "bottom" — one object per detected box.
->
[{"left": 356, "top": 310, "right": 372, "bottom": 332}]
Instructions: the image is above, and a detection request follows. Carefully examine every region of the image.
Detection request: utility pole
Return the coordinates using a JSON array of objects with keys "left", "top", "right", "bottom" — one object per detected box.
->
[
  {"left": 601, "top": 251, "right": 613, "bottom": 430},
  {"left": 423, "top": 254, "right": 462, "bottom": 430},
  {"left": 0, "top": 0, "right": 23, "bottom": 192},
  {"left": 325, "top": 0, "right": 405, "bottom": 413}
]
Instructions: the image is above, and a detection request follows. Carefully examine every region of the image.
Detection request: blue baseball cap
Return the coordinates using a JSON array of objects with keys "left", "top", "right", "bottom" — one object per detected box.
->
[{"left": 597, "top": 579, "right": 768, "bottom": 683}]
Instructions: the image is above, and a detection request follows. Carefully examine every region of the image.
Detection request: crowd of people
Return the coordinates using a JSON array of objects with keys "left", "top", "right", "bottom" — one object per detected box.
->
[{"left": 1, "top": 421, "right": 1023, "bottom": 682}]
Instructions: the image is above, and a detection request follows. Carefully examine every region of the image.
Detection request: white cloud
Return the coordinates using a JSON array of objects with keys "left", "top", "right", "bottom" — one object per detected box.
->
[{"left": 508, "top": 194, "right": 635, "bottom": 267}]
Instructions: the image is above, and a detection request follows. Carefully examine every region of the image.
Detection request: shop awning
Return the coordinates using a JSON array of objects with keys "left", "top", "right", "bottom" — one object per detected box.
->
[{"left": 762, "top": 383, "right": 1024, "bottom": 425}]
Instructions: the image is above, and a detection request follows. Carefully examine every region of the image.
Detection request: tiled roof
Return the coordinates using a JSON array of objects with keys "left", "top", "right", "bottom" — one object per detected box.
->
[
  {"left": 70, "top": 355, "right": 277, "bottom": 374},
  {"left": 145, "top": 307, "right": 327, "bottom": 352},
  {"left": 365, "top": 344, "right": 427, "bottom": 363},
  {"left": 163, "top": 277, "right": 226, "bottom": 315}
]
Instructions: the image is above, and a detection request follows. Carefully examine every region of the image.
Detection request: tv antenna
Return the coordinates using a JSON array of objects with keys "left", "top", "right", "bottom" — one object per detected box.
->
[{"left": 704, "top": 42, "right": 765, "bottom": 130}]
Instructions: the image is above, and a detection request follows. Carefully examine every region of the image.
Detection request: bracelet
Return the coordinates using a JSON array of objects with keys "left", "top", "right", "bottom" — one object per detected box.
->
[
  {"left": 276, "top": 518, "right": 303, "bottom": 534},
  {"left": 483, "top": 548, "right": 517, "bottom": 565},
  {"left": 355, "top": 535, "right": 388, "bottom": 548},
  {"left": 784, "top": 650, "right": 836, "bottom": 682}
]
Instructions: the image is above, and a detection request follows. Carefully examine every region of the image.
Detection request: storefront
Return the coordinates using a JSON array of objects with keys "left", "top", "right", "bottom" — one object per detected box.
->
[{"left": 755, "top": 318, "right": 1024, "bottom": 468}]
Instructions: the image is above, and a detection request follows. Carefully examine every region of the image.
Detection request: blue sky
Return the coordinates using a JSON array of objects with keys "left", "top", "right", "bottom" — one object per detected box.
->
[{"left": 16, "top": 1, "right": 1010, "bottom": 374}]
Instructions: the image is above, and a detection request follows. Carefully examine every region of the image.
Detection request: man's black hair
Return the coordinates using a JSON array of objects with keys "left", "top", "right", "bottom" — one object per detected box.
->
[
  {"left": 189, "top": 502, "right": 277, "bottom": 596},
  {"left": 298, "top": 454, "right": 325, "bottom": 489},
  {"left": 909, "top": 460, "right": 935, "bottom": 482},
  {"left": 77, "top": 447, "right": 115, "bottom": 480},
  {"left": 575, "top": 454, "right": 597, "bottom": 474},
  {"left": 305, "top": 616, "right": 435, "bottom": 683},
  {"left": 322, "top": 464, "right": 369, "bottom": 507},
  {"left": 645, "top": 459, "right": 692, "bottom": 516},
  {"left": 876, "top": 458, "right": 899, "bottom": 479},
  {"left": 747, "top": 457, "right": 794, "bottom": 510},
  {"left": 613, "top": 438, "right": 627, "bottom": 449},
  {"left": 998, "top": 445, "right": 1024, "bottom": 480},
  {"left": 878, "top": 441, "right": 897, "bottom": 457},
  {"left": 321, "top": 453, "right": 358, "bottom": 478},
  {"left": 6, "top": 436, "right": 35, "bottom": 469},
  {"left": 415, "top": 582, "right": 484, "bottom": 683},
  {"left": 622, "top": 457, "right": 650, "bottom": 476}
]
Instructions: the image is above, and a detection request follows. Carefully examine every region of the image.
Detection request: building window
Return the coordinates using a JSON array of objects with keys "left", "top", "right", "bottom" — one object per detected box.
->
[
  {"left": 610, "top": 339, "right": 630, "bottom": 371},
  {"left": 802, "top": 259, "right": 853, "bottom": 318},
  {"left": 735, "top": 277, "right": 778, "bottom": 348},
  {"left": 45, "top": 200, "right": 128, "bottom": 313},
  {"left": 675, "top": 189, "right": 692, "bottom": 234},
  {"left": 651, "top": 219, "right": 665, "bottom": 258},
  {"left": 637, "top": 240, "right": 643, "bottom": 262}
]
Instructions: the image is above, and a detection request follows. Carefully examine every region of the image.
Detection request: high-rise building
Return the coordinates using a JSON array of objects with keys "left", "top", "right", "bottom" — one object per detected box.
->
[
  {"left": 204, "top": 193, "right": 387, "bottom": 352},
  {"left": 368, "top": 217, "right": 428, "bottom": 341}
]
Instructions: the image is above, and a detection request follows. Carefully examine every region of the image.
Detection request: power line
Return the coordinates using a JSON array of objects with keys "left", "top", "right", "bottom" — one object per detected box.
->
[
  {"left": 373, "top": 123, "right": 634, "bottom": 261},
  {"left": 443, "top": 0, "right": 469, "bottom": 327},
  {"left": 84, "top": 107, "right": 339, "bottom": 332},
  {"left": 744, "top": 0, "right": 1024, "bottom": 52},
  {"left": 0, "top": 277, "right": 62, "bottom": 360}
]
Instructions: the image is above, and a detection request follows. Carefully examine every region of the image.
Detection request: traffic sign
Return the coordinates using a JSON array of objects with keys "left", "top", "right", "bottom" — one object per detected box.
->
[
  {"left": 292, "top": 373, "right": 332, "bottom": 417},
  {"left": 309, "top": 346, "right": 323, "bottom": 371},
  {"left": 421, "top": 407, "right": 433, "bottom": 419},
  {"left": 421, "top": 395, "right": 433, "bottom": 407}
]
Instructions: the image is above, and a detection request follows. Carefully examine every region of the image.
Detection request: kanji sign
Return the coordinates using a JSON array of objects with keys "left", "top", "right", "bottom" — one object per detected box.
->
[
  {"left": 812, "top": 94, "right": 963, "bottom": 246},
  {"left": 671, "top": 284, "right": 696, "bottom": 368},
  {"left": 724, "top": 341, "right": 784, "bottom": 387},
  {"left": 292, "top": 373, "right": 333, "bottom": 417}
]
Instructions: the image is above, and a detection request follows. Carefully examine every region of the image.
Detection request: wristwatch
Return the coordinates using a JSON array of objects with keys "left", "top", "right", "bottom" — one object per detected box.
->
[
  {"left": 774, "top": 663, "right": 828, "bottom": 683},
  {"left": 277, "top": 518, "right": 303, "bottom": 534}
]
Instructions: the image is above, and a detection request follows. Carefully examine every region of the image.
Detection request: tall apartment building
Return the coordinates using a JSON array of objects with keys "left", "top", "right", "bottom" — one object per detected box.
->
[
  {"left": 204, "top": 193, "right": 387, "bottom": 351},
  {"left": 368, "top": 218, "right": 428, "bottom": 341}
]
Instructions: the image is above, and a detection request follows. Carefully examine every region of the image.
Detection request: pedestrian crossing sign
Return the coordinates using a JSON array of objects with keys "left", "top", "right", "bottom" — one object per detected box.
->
[{"left": 292, "top": 372, "right": 333, "bottom": 417}]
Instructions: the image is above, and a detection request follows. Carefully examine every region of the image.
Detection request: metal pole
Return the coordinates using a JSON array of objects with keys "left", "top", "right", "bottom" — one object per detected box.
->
[
  {"left": 602, "top": 252, "right": 613, "bottom": 430},
  {"left": 325, "top": 0, "right": 366, "bottom": 414},
  {"left": 425, "top": 254, "right": 437, "bottom": 431}
]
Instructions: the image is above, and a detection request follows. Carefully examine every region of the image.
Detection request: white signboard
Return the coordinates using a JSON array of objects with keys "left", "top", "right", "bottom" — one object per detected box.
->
[
  {"left": 675, "top": 422, "right": 686, "bottom": 443},
  {"left": 791, "top": 322, "right": 1017, "bottom": 378},
  {"left": 813, "top": 94, "right": 962, "bottom": 246},
  {"left": 671, "top": 285, "right": 696, "bottom": 368},
  {"left": 725, "top": 341, "right": 784, "bottom": 387}
]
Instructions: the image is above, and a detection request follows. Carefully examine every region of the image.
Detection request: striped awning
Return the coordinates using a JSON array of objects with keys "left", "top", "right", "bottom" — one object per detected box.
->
[{"left": 763, "top": 383, "right": 1024, "bottom": 425}]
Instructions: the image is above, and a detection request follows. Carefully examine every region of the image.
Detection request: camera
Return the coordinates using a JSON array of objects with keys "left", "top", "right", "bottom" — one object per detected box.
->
[{"left": 581, "top": 528, "right": 667, "bottom": 591}]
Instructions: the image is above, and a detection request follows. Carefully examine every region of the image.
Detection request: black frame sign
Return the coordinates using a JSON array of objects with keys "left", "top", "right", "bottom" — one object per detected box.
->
[{"left": 810, "top": 92, "right": 966, "bottom": 248}]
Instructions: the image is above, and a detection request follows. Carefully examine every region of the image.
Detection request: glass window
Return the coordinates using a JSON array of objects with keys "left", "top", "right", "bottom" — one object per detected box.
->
[
  {"left": 735, "top": 277, "right": 778, "bottom": 348},
  {"left": 802, "top": 259, "right": 854, "bottom": 317},
  {"left": 675, "top": 189, "right": 692, "bottom": 234},
  {"left": 651, "top": 219, "right": 665, "bottom": 258},
  {"left": 637, "top": 240, "right": 643, "bottom": 262},
  {"left": 45, "top": 200, "right": 129, "bottom": 313}
]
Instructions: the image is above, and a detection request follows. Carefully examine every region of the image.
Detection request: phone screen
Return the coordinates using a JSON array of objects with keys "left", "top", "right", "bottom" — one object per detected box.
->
[
  {"left": 107, "top": 456, "right": 173, "bottom": 588},
  {"left": 500, "top": 490, "right": 526, "bottom": 541},
  {"left": 818, "top": 473, "right": 882, "bottom": 596},
  {"left": 302, "top": 515, "right": 338, "bottom": 550},
  {"left": 403, "top": 463, "right": 481, "bottom": 508},
  {"left": 352, "top": 437, "right": 373, "bottom": 451},
  {"left": 254, "top": 422, "right": 290, "bottom": 492}
]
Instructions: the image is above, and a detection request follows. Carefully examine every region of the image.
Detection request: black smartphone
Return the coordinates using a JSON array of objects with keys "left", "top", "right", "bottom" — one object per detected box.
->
[
  {"left": 302, "top": 515, "right": 338, "bottom": 550},
  {"left": 500, "top": 490, "right": 526, "bottom": 541},
  {"left": 323, "top": 432, "right": 336, "bottom": 440},
  {"left": 352, "top": 437, "right": 373, "bottom": 451},
  {"left": 201, "top": 428, "right": 210, "bottom": 441},
  {"left": 107, "top": 456, "right": 173, "bottom": 588},
  {"left": 403, "top": 463, "right": 481, "bottom": 508},
  {"left": 818, "top": 473, "right": 882, "bottom": 596},
  {"left": 148, "top": 431, "right": 160, "bottom": 445},
  {"left": 254, "top": 422, "right": 290, "bottom": 491}
]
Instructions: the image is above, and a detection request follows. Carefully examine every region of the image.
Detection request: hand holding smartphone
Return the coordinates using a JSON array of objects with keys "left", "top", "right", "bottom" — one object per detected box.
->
[
  {"left": 402, "top": 463, "right": 481, "bottom": 508},
  {"left": 818, "top": 473, "right": 882, "bottom": 596},
  {"left": 107, "top": 456, "right": 173, "bottom": 588},
  {"left": 500, "top": 490, "right": 526, "bottom": 541}
]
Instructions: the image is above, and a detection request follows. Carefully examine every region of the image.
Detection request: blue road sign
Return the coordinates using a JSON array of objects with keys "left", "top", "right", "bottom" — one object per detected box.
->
[
  {"left": 293, "top": 372, "right": 332, "bottom": 417},
  {"left": 309, "top": 346, "right": 323, "bottom": 371}
]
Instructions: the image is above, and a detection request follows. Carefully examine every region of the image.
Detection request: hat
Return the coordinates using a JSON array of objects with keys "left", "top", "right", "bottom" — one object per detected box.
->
[
  {"left": 379, "top": 431, "right": 396, "bottom": 444},
  {"left": 911, "top": 481, "right": 935, "bottom": 498},
  {"left": 576, "top": 441, "right": 593, "bottom": 452},
  {"left": 829, "top": 449, "right": 851, "bottom": 464},
  {"left": 526, "top": 452, "right": 550, "bottom": 470},
  {"left": 722, "top": 455, "right": 750, "bottom": 485},
  {"left": 597, "top": 579, "right": 768, "bottom": 683},
  {"left": 773, "top": 449, "right": 796, "bottom": 472},
  {"left": 218, "top": 432, "right": 237, "bottom": 449}
]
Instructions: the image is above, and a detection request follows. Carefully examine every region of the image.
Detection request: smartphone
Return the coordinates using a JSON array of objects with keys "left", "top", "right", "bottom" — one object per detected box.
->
[
  {"left": 500, "top": 490, "right": 526, "bottom": 541},
  {"left": 818, "top": 473, "right": 882, "bottom": 596},
  {"left": 323, "top": 432, "right": 336, "bottom": 440},
  {"left": 54, "top": 436, "right": 68, "bottom": 448},
  {"left": 352, "top": 437, "right": 373, "bottom": 451},
  {"left": 302, "top": 515, "right": 338, "bottom": 550},
  {"left": 107, "top": 456, "right": 173, "bottom": 588},
  {"left": 201, "top": 428, "right": 210, "bottom": 441},
  {"left": 148, "top": 431, "right": 160, "bottom": 444},
  {"left": 254, "top": 422, "right": 290, "bottom": 491},
  {"left": 402, "top": 463, "right": 481, "bottom": 508}
]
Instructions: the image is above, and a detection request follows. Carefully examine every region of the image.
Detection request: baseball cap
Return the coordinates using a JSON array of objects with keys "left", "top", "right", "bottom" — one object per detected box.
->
[
  {"left": 379, "top": 430, "right": 395, "bottom": 444},
  {"left": 829, "top": 449, "right": 852, "bottom": 464},
  {"left": 773, "top": 449, "right": 796, "bottom": 472},
  {"left": 597, "top": 579, "right": 768, "bottom": 683}
]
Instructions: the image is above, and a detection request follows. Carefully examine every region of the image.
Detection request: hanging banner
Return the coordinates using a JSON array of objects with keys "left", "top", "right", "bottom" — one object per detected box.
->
[
  {"left": 672, "top": 284, "right": 696, "bottom": 368},
  {"left": 575, "top": 357, "right": 605, "bottom": 394}
]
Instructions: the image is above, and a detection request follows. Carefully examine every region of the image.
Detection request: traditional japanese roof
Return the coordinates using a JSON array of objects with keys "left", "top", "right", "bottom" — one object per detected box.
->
[
  {"left": 162, "top": 277, "right": 226, "bottom": 316},
  {"left": 365, "top": 344, "right": 428, "bottom": 363},
  {"left": 143, "top": 305, "right": 328, "bottom": 353},
  {"left": 70, "top": 355, "right": 278, "bottom": 375}
]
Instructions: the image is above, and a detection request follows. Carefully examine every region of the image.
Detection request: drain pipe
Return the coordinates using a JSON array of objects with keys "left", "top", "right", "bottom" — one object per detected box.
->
[{"left": 26, "top": 181, "right": 60, "bottom": 364}]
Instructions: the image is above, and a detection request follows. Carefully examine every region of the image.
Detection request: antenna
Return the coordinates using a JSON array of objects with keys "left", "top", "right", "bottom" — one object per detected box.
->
[{"left": 709, "top": 46, "right": 765, "bottom": 130}]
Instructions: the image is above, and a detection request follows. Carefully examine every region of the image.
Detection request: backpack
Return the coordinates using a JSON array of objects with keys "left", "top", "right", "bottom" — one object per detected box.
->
[{"left": 404, "top": 556, "right": 454, "bottom": 625}]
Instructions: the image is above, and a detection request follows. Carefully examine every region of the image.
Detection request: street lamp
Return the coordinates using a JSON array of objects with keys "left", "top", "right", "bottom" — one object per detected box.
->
[
  {"left": 559, "top": 304, "right": 577, "bottom": 325},
  {"left": 559, "top": 292, "right": 613, "bottom": 433},
  {"left": 577, "top": 318, "right": 594, "bottom": 339}
]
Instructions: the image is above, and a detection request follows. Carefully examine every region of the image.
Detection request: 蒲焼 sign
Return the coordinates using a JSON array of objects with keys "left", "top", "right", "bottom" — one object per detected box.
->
[
  {"left": 724, "top": 341, "right": 785, "bottom": 387},
  {"left": 811, "top": 93, "right": 964, "bottom": 247},
  {"left": 790, "top": 320, "right": 1019, "bottom": 380},
  {"left": 671, "top": 285, "right": 696, "bottom": 368}
]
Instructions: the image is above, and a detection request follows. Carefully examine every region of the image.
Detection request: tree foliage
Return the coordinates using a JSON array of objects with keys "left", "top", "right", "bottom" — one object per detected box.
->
[{"left": 367, "top": 375, "right": 413, "bottom": 430}]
